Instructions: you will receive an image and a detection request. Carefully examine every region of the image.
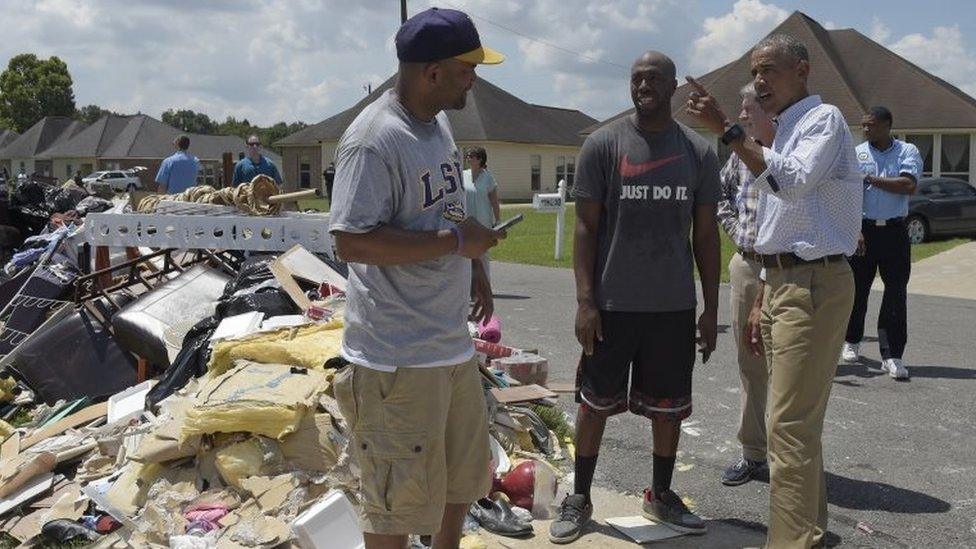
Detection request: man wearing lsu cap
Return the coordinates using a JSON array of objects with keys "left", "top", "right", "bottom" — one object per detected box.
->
[{"left": 329, "top": 7, "right": 505, "bottom": 549}]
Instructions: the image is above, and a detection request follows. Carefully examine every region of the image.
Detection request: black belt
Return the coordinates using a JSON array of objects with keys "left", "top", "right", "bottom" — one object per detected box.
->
[
  {"left": 737, "top": 248, "right": 762, "bottom": 263},
  {"left": 759, "top": 253, "right": 846, "bottom": 269},
  {"left": 863, "top": 217, "right": 904, "bottom": 227}
]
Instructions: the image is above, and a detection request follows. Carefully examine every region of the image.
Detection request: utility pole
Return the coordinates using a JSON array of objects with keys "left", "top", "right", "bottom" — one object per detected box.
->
[{"left": 400, "top": 0, "right": 407, "bottom": 23}]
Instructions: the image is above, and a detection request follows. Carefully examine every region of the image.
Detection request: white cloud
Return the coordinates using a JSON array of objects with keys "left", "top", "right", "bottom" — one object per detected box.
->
[
  {"left": 0, "top": 0, "right": 398, "bottom": 126},
  {"left": 875, "top": 23, "right": 976, "bottom": 98},
  {"left": 870, "top": 17, "right": 891, "bottom": 43},
  {"left": 689, "top": 0, "right": 789, "bottom": 75},
  {"left": 3, "top": 0, "right": 971, "bottom": 130}
]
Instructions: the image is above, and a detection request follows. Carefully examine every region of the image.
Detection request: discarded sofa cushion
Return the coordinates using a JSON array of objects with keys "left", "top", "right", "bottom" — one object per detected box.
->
[
  {"left": 9, "top": 305, "right": 138, "bottom": 405},
  {"left": 112, "top": 265, "right": 231, "bottom": 368},
  {"left": 181, "top": 361, "right": 329, "bottom": 441}
]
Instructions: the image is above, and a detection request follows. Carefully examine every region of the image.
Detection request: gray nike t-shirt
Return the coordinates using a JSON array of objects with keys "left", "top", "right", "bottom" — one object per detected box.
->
[
  {"left": 328, "top": 90, "right": 472, "bottom": 371},
  {"left": 574, "top": 117, "right": 721, "bottom": 312}
]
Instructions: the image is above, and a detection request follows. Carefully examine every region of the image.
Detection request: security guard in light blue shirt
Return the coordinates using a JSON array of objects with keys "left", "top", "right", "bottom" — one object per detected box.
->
[{"left": 843, "top": 106, "right": 923, "bottom": 380}]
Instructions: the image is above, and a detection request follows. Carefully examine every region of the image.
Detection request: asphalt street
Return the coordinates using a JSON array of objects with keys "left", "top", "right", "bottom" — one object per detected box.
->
[{"left": 490, "top": 260, "right": 976, "bottom": 548}]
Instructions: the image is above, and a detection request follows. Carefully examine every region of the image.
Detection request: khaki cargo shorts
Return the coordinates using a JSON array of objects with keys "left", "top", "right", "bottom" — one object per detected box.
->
[{"left": 333, "top": 357, "right": 491, "bottom": 535}]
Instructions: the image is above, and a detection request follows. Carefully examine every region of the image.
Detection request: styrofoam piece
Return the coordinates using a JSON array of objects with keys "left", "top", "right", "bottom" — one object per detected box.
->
[
  {"left": 210, "top": 311, "right": 265, "bottom": 342},
  {"left": 107, "top": 380, "right": 156, "bottom": 424},
  {"left": 488, "top": 435, "right": 511, "bottom": 475},
  {"left": 293, "top": 490, "right": 364, "bottom": 549},
  {"left": 84, "top": 211, "right": 333, "bottom": 254},
  {"left": 261, "top": 315, "right": 309, "bottom": 331}
]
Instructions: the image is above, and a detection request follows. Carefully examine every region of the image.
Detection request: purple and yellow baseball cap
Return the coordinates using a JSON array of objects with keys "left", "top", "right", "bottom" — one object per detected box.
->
[{"left": 396, "top": 7, "right": 504, "bottom": 65}]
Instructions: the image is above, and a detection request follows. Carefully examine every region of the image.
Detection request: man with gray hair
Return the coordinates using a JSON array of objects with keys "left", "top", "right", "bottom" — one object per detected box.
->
[
  {"left": 686, "top": 33, "right": 861, "bottom": 547},
  {"left": 716, "top": 82, "right": 777, "bottom": 487}
]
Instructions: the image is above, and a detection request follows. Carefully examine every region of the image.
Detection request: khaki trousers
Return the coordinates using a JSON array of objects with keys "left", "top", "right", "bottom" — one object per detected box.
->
[
  {"left": 729, "top": 253, "right": 768, "bottom": 462},
  {"left": 761, "top": 260, "right": 854, "bottom": 549}
]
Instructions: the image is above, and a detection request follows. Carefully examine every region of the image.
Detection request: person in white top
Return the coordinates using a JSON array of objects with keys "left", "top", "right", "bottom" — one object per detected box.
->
[{"left": 686, "top": 33, "right": 861, "bottom": 548}]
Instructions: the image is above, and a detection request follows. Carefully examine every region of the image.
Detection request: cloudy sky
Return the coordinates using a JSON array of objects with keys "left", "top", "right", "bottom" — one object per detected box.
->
[{"left": 3, "top": 0, "right": 975, "bottom": 126}]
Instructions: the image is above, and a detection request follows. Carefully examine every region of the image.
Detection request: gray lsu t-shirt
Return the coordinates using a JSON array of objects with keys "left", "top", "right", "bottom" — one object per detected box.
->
[
  {"left": 574, "top": 118, "right": 721, "bottom": 312},
  {"left": 328, "top": 90, "right": 472, "bottom": 371}
]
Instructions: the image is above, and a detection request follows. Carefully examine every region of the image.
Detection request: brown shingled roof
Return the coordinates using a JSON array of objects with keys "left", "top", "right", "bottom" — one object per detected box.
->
[
  {"left": 584, "top": 11, "right": 976, "bottom": 135},
  {"left": 276, "top": 76, "right": 596, "bottom": 147}
]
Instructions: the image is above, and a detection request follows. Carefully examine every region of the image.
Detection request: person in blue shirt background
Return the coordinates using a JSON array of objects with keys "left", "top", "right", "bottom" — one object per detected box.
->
[
  {"left": 462, "top": 146, "right": 500, "bottom": 280},
  {"left": 842, "top": 106, "right": 923, "bottom": 380},
  {"left": 155, "top": 135, "right": 200, "bottom": 194},
  {"left": 233, "top": 135, "right": 282, "bottom": 187}
]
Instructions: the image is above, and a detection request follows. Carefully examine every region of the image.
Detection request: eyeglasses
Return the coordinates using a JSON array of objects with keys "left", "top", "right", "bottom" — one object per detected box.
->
[{"left": 247, "top": 142, "right": 261, "bottom": 147}]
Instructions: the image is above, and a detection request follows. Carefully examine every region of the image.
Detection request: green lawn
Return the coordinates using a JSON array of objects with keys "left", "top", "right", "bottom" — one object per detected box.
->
[
  {"left": 298, "top": 197, "right": 330, "bottom": 211},
  {"left": 491, "top": 205, "right": 972, "bottom": 282}
]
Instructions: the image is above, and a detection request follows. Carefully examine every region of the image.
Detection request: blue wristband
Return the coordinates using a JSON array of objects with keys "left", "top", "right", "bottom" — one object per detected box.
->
[{"left": 450, "top": 226, "right": 463, "bottom": 255}]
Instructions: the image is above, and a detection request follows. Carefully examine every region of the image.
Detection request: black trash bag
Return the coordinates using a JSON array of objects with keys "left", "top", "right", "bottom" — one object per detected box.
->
[
  {"left": 145, "top": 315, "right": 219, "bottom": 409},
  {"left": 216, "top": 256, "right": 301, "bottom": 318},
  {"left": 216, "top": 288, "right": 300, "bottom": 319},
  {"left": 221, "top": 257, "right": 277, "bottom": 296},
  {"left": 45, "top": 185, "right": 87, "bottom": 213},
  {"left": 75, "top": 196, "right": 114, "bottom": 216},
  {"left": 10, "top": 180, "right": 46, "bottom": 209},
  {"left": 41, "top": 519, "right": 101, "bottom": 543}
]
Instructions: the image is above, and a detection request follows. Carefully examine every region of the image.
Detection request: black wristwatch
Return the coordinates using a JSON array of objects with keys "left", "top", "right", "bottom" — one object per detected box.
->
[{"left": 721, "top": 123, "right": 746, "bottom": 145}]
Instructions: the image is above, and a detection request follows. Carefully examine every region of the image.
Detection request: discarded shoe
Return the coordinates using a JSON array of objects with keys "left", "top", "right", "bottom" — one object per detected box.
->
[{"left": 468, "top": 497, "right": 533, "bottom": 538}]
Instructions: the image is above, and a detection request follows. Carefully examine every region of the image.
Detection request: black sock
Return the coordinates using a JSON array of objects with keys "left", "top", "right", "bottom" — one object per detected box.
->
[
  {"left": 575, "top": 454, "right": 599, "bottom": 503},
  {"left": 652, "top": 453, "right": 676, "bottom": 496}
]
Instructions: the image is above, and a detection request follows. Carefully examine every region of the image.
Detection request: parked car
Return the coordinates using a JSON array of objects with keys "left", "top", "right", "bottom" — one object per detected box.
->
[
  {"left": 82, "top": 167, "right": 147, "bottom": 193},
  {"left": 907, "top": 178, "right": 976, "bottom": 243}
]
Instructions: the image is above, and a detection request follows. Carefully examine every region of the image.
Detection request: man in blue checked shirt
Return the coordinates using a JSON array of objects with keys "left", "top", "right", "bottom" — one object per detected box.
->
[
  {"left": 841, "top": 106, "right": 922, "bottom": 379},
  {"left": 686, "top": 33, "right": 862, "bottom": 548}
]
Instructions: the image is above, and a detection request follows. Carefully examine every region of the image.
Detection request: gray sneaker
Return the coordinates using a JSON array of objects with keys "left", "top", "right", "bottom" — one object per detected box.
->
[
  {"left": 642, "top": 489, "right": 706, "bottom": 534},
  {"left": 549, "top": 494, "right": 593, "bottom": 544}
]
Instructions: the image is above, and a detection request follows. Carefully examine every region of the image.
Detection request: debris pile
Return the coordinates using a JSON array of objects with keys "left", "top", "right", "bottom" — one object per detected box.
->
[{"left": 0, "top": 235, "right": 570, "bottom": 547}]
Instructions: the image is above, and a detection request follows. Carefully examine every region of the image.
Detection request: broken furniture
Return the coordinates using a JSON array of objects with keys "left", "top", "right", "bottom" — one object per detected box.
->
[{"left": 111, "top": 264, "right": 231, "bottom": 374}]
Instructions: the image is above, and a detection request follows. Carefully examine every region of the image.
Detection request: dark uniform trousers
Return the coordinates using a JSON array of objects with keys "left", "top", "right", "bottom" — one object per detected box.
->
[{"left": 845, "top": 218, "right": 911, "bottom": 359}]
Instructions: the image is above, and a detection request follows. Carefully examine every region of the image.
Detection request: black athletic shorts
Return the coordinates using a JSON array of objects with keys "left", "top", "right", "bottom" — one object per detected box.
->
[{"left": 575, "top": 309, "right": 696, "bottom": 422}]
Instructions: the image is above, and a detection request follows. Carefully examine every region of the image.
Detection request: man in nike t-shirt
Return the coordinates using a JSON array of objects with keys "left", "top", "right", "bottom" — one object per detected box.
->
[{"left": 549, "top": 50, "right": 721, "bottom": 543}]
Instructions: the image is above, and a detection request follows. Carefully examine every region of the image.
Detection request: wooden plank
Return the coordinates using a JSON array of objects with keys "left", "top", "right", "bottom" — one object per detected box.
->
[
  {"left": 268, "top": 259, "right": 311, "bottom": 311},
  {"left": 489, "top": 384, "right": 557, "bottom": 404},
  {"left": 21, "top": 402, "right": 108, "bottom": 450},
  {"left": 547, "top": 381, "right": 576, "bottom": 394}
]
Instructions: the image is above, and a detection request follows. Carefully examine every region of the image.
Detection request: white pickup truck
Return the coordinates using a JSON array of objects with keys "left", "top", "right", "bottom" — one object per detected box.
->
[{"left": 82, "top": 167, "right": 147, "bottom": 193}]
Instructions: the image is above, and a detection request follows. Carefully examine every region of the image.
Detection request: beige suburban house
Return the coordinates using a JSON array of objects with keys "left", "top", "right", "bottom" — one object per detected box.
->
[
  {"left": 276, "top": 77, "right": 596, "bottom": 200},
  {"left": 30, "top": 114, "right": 280, "bottom": 189},
  {"left": 0, "top": 116, "right": 88, "bottom": 177},
  {"left": 587, "top": 11, "right": 976, "bottom": 182}
]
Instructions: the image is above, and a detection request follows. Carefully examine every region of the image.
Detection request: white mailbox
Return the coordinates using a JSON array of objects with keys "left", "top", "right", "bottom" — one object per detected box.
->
[
  {"left": 533, "top": 193, "right": 564, "bottom": 212},
  {"left": 531, "top": 179, "right": 568, "bottom": 260}
]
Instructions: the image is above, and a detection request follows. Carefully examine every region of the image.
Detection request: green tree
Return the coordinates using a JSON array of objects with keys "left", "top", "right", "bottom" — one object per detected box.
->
[
  {"left": 161, "top": 108, "right": 217, "bottom": 134},
  {"left": 217, "top": 116, "right": 255, "bottom": 140},
  {"left": 263, "top": 121, "right": 307, "bottom": 148},
  {"left": 76, "top": 104, "right": 115, "bottom": 124},
  {"left": 0, "top": 53, "right": 76, "bottom": 132}
]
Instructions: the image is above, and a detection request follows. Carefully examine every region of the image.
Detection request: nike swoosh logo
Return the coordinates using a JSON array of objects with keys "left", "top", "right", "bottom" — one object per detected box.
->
[{"left": 618, "top": 153, "right": 684, "bottom": 178}]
